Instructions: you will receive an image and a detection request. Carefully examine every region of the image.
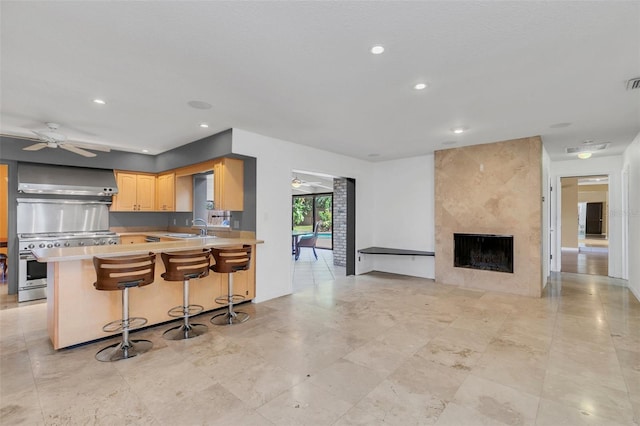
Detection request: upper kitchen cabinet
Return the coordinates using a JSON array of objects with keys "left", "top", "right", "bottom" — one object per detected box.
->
[
  {"left": 213, "top": 158, "right": 244, "bottom": 211},
  {"left": 111, "top": 172, "right": 156, "bottom": 211},
  {"left": 156, "top": 172, "right": 175, "bottom": 211}
]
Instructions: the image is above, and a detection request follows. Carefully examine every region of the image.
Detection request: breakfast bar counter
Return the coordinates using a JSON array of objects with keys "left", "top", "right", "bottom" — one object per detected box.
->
[{"left": 32, "top": 236, "right": 263, "bottom": 349}]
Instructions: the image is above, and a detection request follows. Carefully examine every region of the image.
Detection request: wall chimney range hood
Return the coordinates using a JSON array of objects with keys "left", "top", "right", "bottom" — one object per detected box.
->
[{"left": 18, "top": 163, "right": 118, "bottom": 196}]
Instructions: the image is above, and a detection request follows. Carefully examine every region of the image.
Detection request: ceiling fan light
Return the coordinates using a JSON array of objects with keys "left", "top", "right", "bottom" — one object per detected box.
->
[
  {"left": 577, "top": 152, "right": 592, "bottom": 159},
  {"left": 291, "top": 177, "right": 302, "bottom": 188}
]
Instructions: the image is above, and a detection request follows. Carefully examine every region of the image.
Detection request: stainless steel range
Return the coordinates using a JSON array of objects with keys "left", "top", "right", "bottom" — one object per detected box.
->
[{"left": 17, "top": 198, "right": 120, "bottom": 302}]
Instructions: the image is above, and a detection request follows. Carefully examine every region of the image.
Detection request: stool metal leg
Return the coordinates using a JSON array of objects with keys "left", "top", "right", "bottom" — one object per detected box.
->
[
  {"left": 211, "top": 273, "right": 249, "bottom": 325},
  {"left": 163, "top": 278, "right": 208, "bottom": 340},
  {"left": 96, "top": 288, "right": 153, "bottom": 362}
]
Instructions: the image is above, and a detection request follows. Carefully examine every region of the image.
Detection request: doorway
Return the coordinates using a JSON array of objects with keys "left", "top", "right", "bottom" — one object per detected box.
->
[
  {"left": 290, "top": 170, "right": 352, "bottom": 292},
  {"left": 560, "top": 175, "right": 609, "bottom": 276}
]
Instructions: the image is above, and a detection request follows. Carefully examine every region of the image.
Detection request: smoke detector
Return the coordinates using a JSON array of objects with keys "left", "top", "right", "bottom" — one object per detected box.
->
[{"left": 627, "top": 77, "right": 640, "bottom": 90}]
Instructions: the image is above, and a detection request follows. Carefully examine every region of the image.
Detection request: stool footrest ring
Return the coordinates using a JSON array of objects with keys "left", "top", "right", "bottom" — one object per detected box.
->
[
  {"left": 167, "top": 304, "right": 204, "bottom": 318},
  {"left": 102, "top": 317, "right": 148, "bottom": 333},
  {"left": 214, "top": 294, "right": 246, "bottom": 305}
]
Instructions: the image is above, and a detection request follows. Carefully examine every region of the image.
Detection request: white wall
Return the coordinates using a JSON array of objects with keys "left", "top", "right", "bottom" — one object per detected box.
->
[
  {"left": 363, "top": 155, "right": 435, "bottom": 278},
  {"left": 623, "top": 133, "right": 640, "bottom": 301},
  {"left": 231, "top": 129, "right": 374, "bottom": 303},
  {"left": 551, "top": 155, "right": 624, "bottom": 278}
]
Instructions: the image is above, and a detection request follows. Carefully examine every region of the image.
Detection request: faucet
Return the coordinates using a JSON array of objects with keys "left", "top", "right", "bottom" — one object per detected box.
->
[{"left": 192, "top": 218, "right": 208, "bottom": 236}]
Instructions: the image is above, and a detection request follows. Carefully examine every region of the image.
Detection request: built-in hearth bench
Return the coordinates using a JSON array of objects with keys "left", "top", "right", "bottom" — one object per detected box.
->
[
  {"left": 358, "top": 247, "right": 435, "bottom": 280},
  {"left": 358, "top": 247, "right": 435, "bottom": 256}
]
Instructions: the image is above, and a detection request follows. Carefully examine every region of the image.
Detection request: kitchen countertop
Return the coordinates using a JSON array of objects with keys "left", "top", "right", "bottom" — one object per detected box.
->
[{"left": 32, "top": 234, "right": 263, "bottom": 262}]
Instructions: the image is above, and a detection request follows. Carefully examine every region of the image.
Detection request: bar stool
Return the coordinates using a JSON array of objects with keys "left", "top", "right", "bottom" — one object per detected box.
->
[
  {"left": 210, "top": 245, "right": 252, "bottom": 325},
  {"left": 160, "top": 249, "right": 211, "bottom": 340},
  {"left": 93, "top": 253, "right": 156, "bottom": 362}
]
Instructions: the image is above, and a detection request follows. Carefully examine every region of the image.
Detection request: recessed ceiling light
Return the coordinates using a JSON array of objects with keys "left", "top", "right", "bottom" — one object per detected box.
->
[
  {"left": 550, "top": 122, "right": 572, "bottom": 128},
  {"left": 199, "top": 123, "right": 209, "bottom": 128},
  {"left": 187, "top": 100, "right": 212, "bottom": 110},
  {"left": 142, "top": 149, "right": 149, "bottom": 153},
  {"left": 414, "top": 83, "right": 428, "bottom": 90},
  {"left": 452, "top": 127, "right": 468, "bottom": 134},
  {"left": 368, "top": 153, "right": 380, "bottom": 158},
  {"left": 93, "top": 99, "right": 106, "bottom": 105},
  {"left": 370, "top": 45, "right": 385, "bottom": 55},
  {"left": 577, "top": 152, "right": 592, "bottom": 159},
  {"left": 442, "top": 141, "right": 457, "bottom": 145}
]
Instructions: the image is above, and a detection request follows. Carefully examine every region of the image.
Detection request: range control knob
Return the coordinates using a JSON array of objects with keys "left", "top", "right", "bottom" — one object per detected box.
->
[
  {"left": 99, "top": 240, "right": 106, "bottom": 245},
  {"left": 64, "top": 242, "right": 71, "bottom": 247},
  {"left": 39, "top": 243, "right": 45, "bottom": 248},
  {"left": 54, "top": 242, "right": 61, "bottom": 247},
  {"left": 78, "top": 241, "right": 85, "bottom": 246},
  {"left": 47, "top": 243, "right": 53, "bottom": 248},
  {"left": 28, "top": 243, "right": 35, "bottom": 249},
  {"left": 108, "top": 240, "right": 118, "bottom": 245}
]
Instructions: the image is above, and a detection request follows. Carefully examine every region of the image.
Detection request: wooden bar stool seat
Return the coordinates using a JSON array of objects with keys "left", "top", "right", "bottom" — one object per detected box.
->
[
  {"left": 93, "top": 253, "right": 156, "bottom": 362},
  {"left": 160, "top": 249, "right": 211, "bottom": 340},
  {"left": 210, "top": 245, "right": 252, "bottom": 325}
]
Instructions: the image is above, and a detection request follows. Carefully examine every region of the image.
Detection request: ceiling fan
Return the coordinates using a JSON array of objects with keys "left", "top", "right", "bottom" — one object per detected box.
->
[
  {"left": 18, "top": 122, "right": 111, "bottom": 157},
  {"left": 291, "top": 176, "right": 330, "bottom": 190}
]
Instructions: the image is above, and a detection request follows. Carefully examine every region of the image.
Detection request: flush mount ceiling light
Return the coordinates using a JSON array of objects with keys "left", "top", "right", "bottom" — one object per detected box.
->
[
  {"left": 414, "top": 83, "right": 428, "bottom": 90},
  {"left": 578, "top": 152, "right": 592, "bottom": 159},
  {"left": 187, "top": 100, "right": 212, "bottom": 110},
  {"left": 367, "top": 153, "right": 380, "bottom": 158},
  {"left": 370, "top": 45, "right": 385, "bottom": 55},
  {"left": 442, "top": 140, "right": 457, "bottom": 146},
  {"left": 92, "top": 99, "right": 106, "bottom": 105},
  {"left": 142, "top": 149, "right": 149, "bottom": 153},
  {"left": 291, "top": 177, "right": 302, "bottom": 188},
  {"left": 550, "top": 122, "right": 572, "bottom": 128},
  {"left": 451, "top": 127, "right": 468, "bottom": 134},
  {"left": 199, "top": 123, "right": 209, "bottom": 128}
]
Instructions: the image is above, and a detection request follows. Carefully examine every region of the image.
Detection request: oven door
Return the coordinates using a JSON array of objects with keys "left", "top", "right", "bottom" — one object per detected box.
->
[{"left": 18, "top": 252, "right": 48, "bottom": 302}]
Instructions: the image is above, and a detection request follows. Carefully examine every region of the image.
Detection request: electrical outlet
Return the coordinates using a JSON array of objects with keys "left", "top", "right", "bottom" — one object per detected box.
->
[
  {"left": 173, "top": 219, "right": 176, "bottom": 225},
  {"left": 185, "top": 219, "right": 189, "bottom": 226},
  {"left": 234, "top": 220, "right": 240, "bottom": 229}
]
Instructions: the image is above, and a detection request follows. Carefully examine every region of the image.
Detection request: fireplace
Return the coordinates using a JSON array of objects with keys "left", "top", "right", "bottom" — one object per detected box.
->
[{"left": 454, "top": 233, "right": 514, "bottom": 273}]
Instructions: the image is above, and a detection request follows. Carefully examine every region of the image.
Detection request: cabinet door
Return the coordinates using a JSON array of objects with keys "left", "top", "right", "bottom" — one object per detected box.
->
[
  {"left": 113, "top": 172, "right": 138, "bottom": 211},
  {"left": 214, "top": 158, "right": 244, "bottom": 211},
  {"left": 136, "top": 175, "right": 156, "bottom": 211},
  {"left": 156, "top": 173, "right": 175, "bottom": 211},
  {"left": 120, "top": 235, "right": 147, "bottom": 244}
]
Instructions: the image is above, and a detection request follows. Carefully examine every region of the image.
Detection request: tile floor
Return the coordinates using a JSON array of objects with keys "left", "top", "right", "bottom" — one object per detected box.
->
[
  {"left": 1, "top": 271, "right": 639, "bottom": 425},
  {"left": 292, "top": 249, "right": 343, "bottom": 293}
]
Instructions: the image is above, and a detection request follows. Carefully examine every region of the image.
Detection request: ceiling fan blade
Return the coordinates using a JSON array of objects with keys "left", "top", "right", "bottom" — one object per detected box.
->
[
  {"left": 22, "top": 142, "right": 48, "bottom": 151},
  {"left": 0, "top": 133, "right": 41, "bottom": 142},
  {"left": 69, "top": 141, "right": 111, "bottom": 152},
  {"left": 59, "top": 144, "right": 97, "bottom": 157}
]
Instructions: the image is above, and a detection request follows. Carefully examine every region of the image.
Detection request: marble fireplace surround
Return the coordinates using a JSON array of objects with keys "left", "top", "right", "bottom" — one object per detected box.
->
[{"left": 435, "top": 136, "right": 543, "bottom": 297}]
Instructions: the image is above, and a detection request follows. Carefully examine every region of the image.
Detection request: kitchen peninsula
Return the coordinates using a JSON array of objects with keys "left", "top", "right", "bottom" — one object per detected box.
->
[{"left": 33, "top": 235, "right": 263, "bottom": 349}]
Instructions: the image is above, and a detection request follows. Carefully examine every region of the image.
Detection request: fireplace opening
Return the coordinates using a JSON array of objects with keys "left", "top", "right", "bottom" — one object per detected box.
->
[{"left": 454, "top": 233, "right": 513, "bottom": 273}]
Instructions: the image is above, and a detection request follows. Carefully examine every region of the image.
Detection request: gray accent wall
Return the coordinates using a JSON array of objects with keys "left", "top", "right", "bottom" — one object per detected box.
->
[{"left": 1, "top": 128, "right": 257, "bottom": 295}]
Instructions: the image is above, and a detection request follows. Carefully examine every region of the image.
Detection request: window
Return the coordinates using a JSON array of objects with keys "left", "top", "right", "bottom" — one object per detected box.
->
[{"left": 292, "top": 193, "right": 332, "bottom": 249}]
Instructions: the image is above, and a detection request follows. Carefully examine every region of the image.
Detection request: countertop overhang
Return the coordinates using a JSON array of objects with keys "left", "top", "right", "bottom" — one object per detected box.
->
[{"left": 32, "top": 235, "right": 264, "bottom": 262}]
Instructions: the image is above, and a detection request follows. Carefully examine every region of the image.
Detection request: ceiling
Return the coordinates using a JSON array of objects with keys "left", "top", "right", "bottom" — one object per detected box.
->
[
  {"left": 1, "top": 2, "right": 638, "bottom": 161},
  {"left": 291, "top": 171, "right": 335, "bottom": 195}
]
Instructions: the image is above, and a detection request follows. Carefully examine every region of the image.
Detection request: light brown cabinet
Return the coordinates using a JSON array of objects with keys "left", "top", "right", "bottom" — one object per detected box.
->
[
  {"left": 119, "top": 235, "right": 148, "bottom": 244},
  {"left": 213, "top": 158, "right": 244, "bottom": 211},
  {"left": 156, "top": 173, "right": 175, "bottom": 211},
  {"left": 112, "top": 172, "right": 156, "bottom": 211}
]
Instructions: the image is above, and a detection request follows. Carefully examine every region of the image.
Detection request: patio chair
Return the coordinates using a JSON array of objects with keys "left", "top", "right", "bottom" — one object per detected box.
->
[{"left": 295, "top": 221, "right": 320, "bottom": 261}]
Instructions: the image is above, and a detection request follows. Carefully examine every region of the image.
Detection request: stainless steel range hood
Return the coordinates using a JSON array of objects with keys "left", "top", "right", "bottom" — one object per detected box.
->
[{"left": 18, "top": 163, "right": 118, "bottom": 196}]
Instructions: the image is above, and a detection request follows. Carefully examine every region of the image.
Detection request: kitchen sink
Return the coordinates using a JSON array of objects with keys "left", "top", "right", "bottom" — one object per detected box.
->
[{"left": 163, "top": 233, "right": 213, "bottom": 239}]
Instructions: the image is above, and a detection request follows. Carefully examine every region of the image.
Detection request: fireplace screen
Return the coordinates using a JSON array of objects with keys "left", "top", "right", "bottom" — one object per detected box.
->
[{"left": 454, "top": 233, "right": 514, "bottom": 273}]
